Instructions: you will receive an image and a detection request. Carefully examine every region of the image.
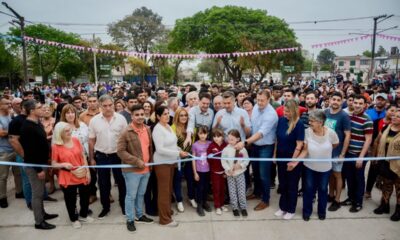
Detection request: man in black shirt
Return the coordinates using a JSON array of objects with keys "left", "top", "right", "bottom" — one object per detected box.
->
[{"left": 19, "top": 100, "right": 58, "bottom": 230}]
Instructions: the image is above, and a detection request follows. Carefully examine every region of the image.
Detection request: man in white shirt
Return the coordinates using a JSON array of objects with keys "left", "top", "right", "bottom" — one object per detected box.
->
[{"left": 89, "top": 94, "right": 127, "bottom": 219}]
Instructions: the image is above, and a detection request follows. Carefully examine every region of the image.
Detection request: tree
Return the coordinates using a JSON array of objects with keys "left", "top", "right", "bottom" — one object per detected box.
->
[
  {"left": 317, "top": 48, "right": 336, "bottom": 66},
  {"left": 197, "top": 59, "right": 226, "bottom": 83},
  {"left": 108, "top": 7, "right": 166, "bottom": 61},
  {"left": 9, "top": 24, "right": 81, "bottom": 84},
  {"left": 57, "top": 58, "right": 84, "bottom": 82},
  {"left": 170, "top": 6, "right": 302, "bottom": 83},
  {"left": 363, "top": 50, "right": 372, "bottom": 57},
  {"left": 0, "top": 40, "right": 22, "bottom": 88},
  {"left": 376, "top": 45, "right": 387, "bottom": 57}
]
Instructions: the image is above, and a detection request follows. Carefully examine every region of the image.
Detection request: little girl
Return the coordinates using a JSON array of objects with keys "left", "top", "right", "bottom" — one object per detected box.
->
[
  {"left": 192, "top": 126, "right": 212, "bottom": 216},
  {"left": 221, "top": 129, "right": 249, "bottom": 217},
  {"left": 207, "top": 128, "right": 228, "bottom": 215}
]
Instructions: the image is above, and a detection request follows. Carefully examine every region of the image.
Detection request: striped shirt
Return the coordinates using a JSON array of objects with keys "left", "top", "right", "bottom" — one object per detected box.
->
[{"left": 348, "top": 111, "right": 373, "bottom": 155}]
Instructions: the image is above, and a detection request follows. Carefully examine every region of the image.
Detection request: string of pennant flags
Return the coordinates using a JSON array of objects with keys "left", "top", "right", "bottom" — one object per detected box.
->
[
  {"left": 23, "top": 36, "right": 300, "bottom": 59},
  {"left": 311, "top": 33, "right": 400, "bottom": 49}
]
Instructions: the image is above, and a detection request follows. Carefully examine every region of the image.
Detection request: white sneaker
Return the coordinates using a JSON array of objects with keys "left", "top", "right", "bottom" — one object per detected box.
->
[
  {"left": 221, "top": 206, "right": 229, "bottom": 212},
  {"left": 215, "top": 208, "right": 222, "bottom": 215},
  {"left": 190, "top": 199, "right": 197, "bottom": 208},
  {"left": 79, "top": 216, "right": 94, "bottom": 223},
  {"left": 177, "top": 202, "right": 184, "bottom": 212},
  {"left": 274, "top": 209, "right": 286, "bottom": 217},
  {"left": 72, "top": 220, "right": 82, "bottom": 229},
  {"left": 283, "top": 212, "right": 295, "bottom": 220},
  {"left": 162, "top": 220, "right": 179, "bottom": 227}
]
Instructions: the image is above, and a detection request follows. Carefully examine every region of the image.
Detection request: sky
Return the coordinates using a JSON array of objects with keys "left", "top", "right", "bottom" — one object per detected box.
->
[{"left": 1, "top": 0, "right": 399, "bottom": 59}]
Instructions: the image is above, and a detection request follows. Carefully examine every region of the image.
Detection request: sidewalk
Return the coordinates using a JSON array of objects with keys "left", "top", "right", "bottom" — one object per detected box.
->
[{"left": 0, "top": 176, "right": 399, "bottom": 240}]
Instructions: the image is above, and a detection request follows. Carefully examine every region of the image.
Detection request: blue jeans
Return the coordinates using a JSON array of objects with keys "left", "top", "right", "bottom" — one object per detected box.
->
[
  {"left": 183, "top": 163, "right": 195, "bottom": 200},
  {"left": 173, "top": 167, "right": 183, "bottom": 202},
  {"left": 16, "top": 155, "right": 47, "bottom": 205},
  {"left": 343, "top": 153, "right": 367, "bottom": 206},
  {"left": 252, "top": 144, "right": 274, "bottom": 203},
  {"left": 122, "top": 172, "right": 150, "bottom": 222},
  {"left": 303, "top": 167, "right": 331, "bottom": 217}
]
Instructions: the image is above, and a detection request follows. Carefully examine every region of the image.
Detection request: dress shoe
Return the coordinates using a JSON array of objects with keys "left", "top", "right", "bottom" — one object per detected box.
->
[
  {"left": 35, "top": 221, "right": 56, "bottom": 230},
  {"left": 254, "top": 201, "right": 269, "bottom": 211},
  {"left": 203, "top": 202, "right": 212, "bottom": 212},
  {"left": 44, "top": 196, "right": 57, "bottom": 202},
  {"left": 15, "top": 192, "right": 24, "bottom": 199},
  {"left": 0, "top": 198, "right": 8, "bottom": 208},
  {"left": 44, "top": 213, "right": 59, "bottom": 220}
]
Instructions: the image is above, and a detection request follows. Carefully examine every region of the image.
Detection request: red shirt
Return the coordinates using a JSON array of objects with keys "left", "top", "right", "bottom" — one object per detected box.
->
[
  {"left": 52, "top": 137, "right": 88, "bottom": 187},
  {"left": 207, "top": 141, "right": 227, "bottom": 173},
  {"left": 276, "top": 105, "right": 307, "bottom": 118}
]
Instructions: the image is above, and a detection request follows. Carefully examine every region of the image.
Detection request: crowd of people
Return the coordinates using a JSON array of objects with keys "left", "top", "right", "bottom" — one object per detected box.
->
[{"left": 0, "top": 75, "right": 400, "bottom": 232}]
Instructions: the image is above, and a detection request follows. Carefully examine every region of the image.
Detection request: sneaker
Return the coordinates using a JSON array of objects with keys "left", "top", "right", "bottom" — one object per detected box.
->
[
  {"left": 274, "top": 209, "right": 286, "bottom": 217},
  {"left": 203, "top": 202, "right": 212, "bottom": 212},
  {"left": 221, "top": 206, "right": 229, "bottom": 212},
  {"left": 162, "top": 220, "right": 179, "bottom": 227},
  {"left": 72, "top": 220, "right": 82, "bottom": 229},
  {"left": 189, "top": 199, "right": 197, "bottom": 208},
  {"left": 177, "top": 202, "right": 184, "bottom": 212},
  {"left": 136, "top": 215, "right": 154, "bottom": 224},
  {"left": 0, "top": 198, "right": 8, "bottom": 208},
  {"left": 215, "top": 208, "right": 222, "bottom": 215},
  {"left": 283, "top": 212, "right": 295, "bottom": 220},
  {"left": 303, "top": 215, "right": 310, "bottom": 221},
  {"left": 79, "top": 216, "right": 94, "bottom": 223},
  {"left": 349, "top": 205, "right": 362, "bottom": 213},
  {"left": 328, "top": 201, "right": 341, "bottom": 212},
  {"left": 241, "top": 209, "right": 248, "bottom": 217},
  {"left": 98, "top": 209, "right": 110, "bottom": 219},
  {"left": 197, "top": 206, "right": 205, "bottom": 216},
  {"left": 233, "top": 209, "right": 240, "bottom": 217},
  {"left": 126, "top": 221, "right": 136, "bottom": 232},
  {"left": 340, "top": 198, "right": 352, "bottom": 206}
]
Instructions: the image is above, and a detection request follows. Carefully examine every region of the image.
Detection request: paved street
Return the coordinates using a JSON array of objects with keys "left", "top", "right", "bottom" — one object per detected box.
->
[{"left": 0, "top": 175, "right": 399, "bottom": 240}]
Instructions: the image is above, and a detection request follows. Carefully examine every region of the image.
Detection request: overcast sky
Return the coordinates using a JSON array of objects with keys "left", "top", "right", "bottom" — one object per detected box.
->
[{"left": 1, "top": 0, "right": 399, "bottom": 58}]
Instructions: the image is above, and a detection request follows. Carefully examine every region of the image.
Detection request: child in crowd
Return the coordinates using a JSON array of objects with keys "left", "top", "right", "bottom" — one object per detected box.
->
[
  {"left": 221, "top": 129, "right": 249, "bottom": 217},
  {"left": 207, "top": 128, "right": 228, "bottom": 215},
  {"left": 192, "top": 126, "right": 212, "bottom": 216}
]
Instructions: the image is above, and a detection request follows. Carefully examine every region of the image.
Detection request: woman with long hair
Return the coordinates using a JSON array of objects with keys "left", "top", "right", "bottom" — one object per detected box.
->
[
  {"left": 171, "top": 108, "right": 196, "bottom": 212},
  {"left": 274, "top": 99, "right": 305, "bottom": 220}
]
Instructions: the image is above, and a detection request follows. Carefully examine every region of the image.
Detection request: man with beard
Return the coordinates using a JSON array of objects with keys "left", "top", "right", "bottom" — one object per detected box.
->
[
  {"left": 300, "top": 91, "right": 320, "bottom": 129},
  {"left": 324, "top": 92, "right": 351, "bottom": 211}
]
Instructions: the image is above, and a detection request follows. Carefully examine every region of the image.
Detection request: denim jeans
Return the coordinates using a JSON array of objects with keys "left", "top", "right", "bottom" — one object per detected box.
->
[
  {"left": 252, "top": 144, "right": 274, "bottom": 203},
  {"left": 17, "top": 155, "right": 47, "bottom": 205},
  {"left": 122, "top": 172, "right": 150, "bottom": 222},
  {"left": 173, "top": 167, "right": 183, "bottom": 202},
  {"left": 343, "top": 153, "right": 367, "bottom": 206},
  {"left": 183, "top": 162, "right": 195, "bottom": 200},
  {"left": 303, "top": 166, "right": 331, "bottom": 217}
]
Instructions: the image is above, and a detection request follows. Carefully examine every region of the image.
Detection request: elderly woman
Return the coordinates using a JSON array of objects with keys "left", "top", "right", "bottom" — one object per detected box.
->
[
  {"left": 299, "top": 110, "right": 339, "bottom": 221},
  {"left": 373, "top": 110, "right": 400, "bottom": 221},
  {"left": 274, "top": 99, "right": 305, "bottom": 220},
  {"left": 51, "top": 122, "right": 93, "bottom": 229},
  {"left": 152, "top": 106, "right": 189, "bottom": 227}
]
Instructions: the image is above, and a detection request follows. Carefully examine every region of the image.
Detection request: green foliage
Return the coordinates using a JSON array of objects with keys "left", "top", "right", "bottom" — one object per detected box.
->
[
  {"left": 197, "top": 59, "right": 225, "bottom": 82},
  {"left": 57, "top": 58, "right": 84, "bottom": 82},
  {"left": 9, "top": 24, "right": 81, "bottom": 84},
  {"left": 376, "top": 45, "right": 387, "bottom": 57},
  {"left": 108, "top": 7, "right": 166, "bottom": 59},
  {"left": 170, "top": 6, "right": 303, "bottom": 83},
  {"left": 317, "top": 48, "right": 336, "bottom": 66},
  {"left": 362, "top": 50, "right": 372, "bottom": 57}
]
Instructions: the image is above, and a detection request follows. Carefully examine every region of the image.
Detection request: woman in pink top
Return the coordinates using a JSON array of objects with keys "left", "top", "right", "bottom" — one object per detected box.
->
[{"left": 51, "top": 122, "right": 93, "bottom": 229}]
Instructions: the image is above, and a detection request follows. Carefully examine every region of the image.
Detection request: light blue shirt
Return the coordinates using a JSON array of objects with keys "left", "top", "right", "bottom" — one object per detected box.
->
[
  {"left": 213, "top": 106, "right": 250, "bottom": 141},
  {"left": 187, "top": 106, "right": 214, "bottom": 134},
  {"left": 251, "top": 104, "right": 278, "bottom": 146}
]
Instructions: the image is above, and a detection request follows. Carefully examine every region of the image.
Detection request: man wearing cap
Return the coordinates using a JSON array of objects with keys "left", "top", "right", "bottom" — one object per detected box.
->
[{"left": 365, "top": 92, "right": 387, "bottom": 199}]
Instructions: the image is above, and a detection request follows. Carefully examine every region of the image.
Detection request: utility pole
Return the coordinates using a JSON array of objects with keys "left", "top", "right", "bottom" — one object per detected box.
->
[
  {"left": 2, "top": 2, "right": 28, "bottom": 86},
  {"left": 369, "top": 14, "right": 393, "bottom": 83},
  {"left": 93, "top": 33, "right": 98, "bottom": 87}
]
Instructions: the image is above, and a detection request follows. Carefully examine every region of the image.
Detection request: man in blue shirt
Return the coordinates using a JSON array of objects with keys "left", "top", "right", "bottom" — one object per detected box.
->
[{"left": 237, "top": 89, "right": 278, "bottom": 211}]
